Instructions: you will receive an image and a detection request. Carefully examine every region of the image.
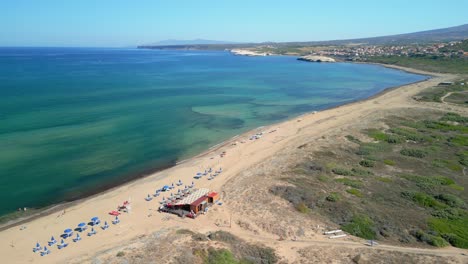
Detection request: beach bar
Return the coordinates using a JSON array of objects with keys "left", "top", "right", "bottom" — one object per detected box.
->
[{"left": 159, "top": 188, "right": 219, "bottom": 217}]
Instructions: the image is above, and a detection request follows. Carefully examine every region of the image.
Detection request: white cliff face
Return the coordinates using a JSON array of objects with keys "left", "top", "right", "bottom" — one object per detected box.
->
[
  {"left": 230, "top": 49, "right": 269, "bottom": 56},
  {"left": 298, "top": 55, "right": 336, "bottom": 62}
]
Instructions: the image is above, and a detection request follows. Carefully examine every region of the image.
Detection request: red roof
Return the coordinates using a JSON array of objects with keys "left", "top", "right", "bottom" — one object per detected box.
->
[
  {"left": 207, "top": 192, "right": 218, "bottom": 198},
  {"left": 190, "top": 196, "right": 208, "bottom": 207}
]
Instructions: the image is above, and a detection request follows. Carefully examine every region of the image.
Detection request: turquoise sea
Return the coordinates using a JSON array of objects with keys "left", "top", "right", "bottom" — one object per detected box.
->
[{"left": 0, "top": 48, "right": 427, "bottom": 216}]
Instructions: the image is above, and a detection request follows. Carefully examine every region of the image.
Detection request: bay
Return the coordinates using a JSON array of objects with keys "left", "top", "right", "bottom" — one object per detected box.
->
[{"left": 0, "top": 48, "right": 426, "bottom": 216}]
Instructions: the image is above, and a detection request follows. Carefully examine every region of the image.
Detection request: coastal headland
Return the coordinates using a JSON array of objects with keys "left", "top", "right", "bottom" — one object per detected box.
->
[{"left": 0, "top": 64, "right": 467, "bottom": 263}]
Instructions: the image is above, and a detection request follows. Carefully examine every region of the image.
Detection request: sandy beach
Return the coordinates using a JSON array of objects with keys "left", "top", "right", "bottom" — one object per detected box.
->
[{"left": 1, "top": 64, "right": 466, "bottom": 264}]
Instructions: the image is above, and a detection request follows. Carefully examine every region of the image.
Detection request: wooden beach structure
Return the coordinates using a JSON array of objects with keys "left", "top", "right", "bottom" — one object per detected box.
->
[{"left": 159, "top": 188, "right": 219, "bottom": 217}]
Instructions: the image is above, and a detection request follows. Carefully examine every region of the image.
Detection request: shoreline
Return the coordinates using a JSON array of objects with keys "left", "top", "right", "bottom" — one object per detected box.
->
[
  {"left": 0, "top": 64, "right": 458, "bottom": 264},
  {"left": 0, "top": 63, "right": 434, "bottom": 231}
]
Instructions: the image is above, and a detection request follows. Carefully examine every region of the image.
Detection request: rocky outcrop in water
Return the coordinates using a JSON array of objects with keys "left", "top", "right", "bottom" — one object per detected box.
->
[{"left": 298, "top": 55, "right": 336, "bottom": 62}]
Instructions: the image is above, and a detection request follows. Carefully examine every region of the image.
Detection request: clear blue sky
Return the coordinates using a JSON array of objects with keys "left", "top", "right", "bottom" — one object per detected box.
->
[{"left": 1, "top": 0, "right": 467, "bottom": 47}]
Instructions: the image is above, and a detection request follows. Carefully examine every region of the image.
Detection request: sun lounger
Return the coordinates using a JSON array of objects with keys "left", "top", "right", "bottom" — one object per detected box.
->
[
  {"left": 112, "top": 216, "right": 120, "bottom": 225},
  {"left": 73, "top": 233, "right": 81, "bottom": 242},
  {"left": 101, "top": 221, "right": 109, "bottom": 230},
  {"left": 40, "top": 246, "right": 50, "bottom": 256},
  {"left": 48, "top": 236, "right": 57, "bottom": 246},
  {"left": 57, "top": 239, "right": 68, "bottom": 249},
  {"left": 145, "top": 194, "right": 153, "bottom": 201},
  {"left": 33, "top": 242, "right": 42, "bottom": 253},
  {"left": 87, "top": 228, "right": 97, "bottom": 236}
]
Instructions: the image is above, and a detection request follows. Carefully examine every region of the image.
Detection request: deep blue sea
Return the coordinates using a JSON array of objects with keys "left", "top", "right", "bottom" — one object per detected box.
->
[{"left": 0, "top": 47, "right": 427, "bottom": 216}]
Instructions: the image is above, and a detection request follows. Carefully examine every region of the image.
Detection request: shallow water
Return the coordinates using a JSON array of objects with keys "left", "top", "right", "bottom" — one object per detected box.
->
[{"left": 0, "top": 48, "right": 427, "bottom": 216}]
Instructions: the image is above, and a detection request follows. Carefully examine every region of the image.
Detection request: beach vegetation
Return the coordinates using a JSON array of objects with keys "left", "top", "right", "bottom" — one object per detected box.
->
[
  {"left": 346, "top": 188, "right": 363, "bottom": 197},
  {"left": 412, "top": 230, "right": 449, "bottom": 247},
  {"left": 342, "top": 215, "right": 376, "bottom": 240},
  {"left": 326, "top": 192, "right": 341, "bottom": 202},
  {"left": 400, "top": 148, "right": 427, "bottom": 158},
  {"left": 428, "top": 216, "right": 468, "bottom": 249},
  {"left": 272, "top": 110, "right": 468, "bottom": 249},
  {"left": 116, "top": 251, "right": 125, "bottom": 257},
  {"left": 205, "top": 248, "right": 238, "bottom": 264},
  {"left": 335, "top": 178, "right": 362, "bottom": 188},
  {"left": 365, "top": 55, "right": 468, "bottom": 74},
  {"left": 345, "top": 135, "right": 361, "bottom": 144},
  {"left": 331, "top": 167, "right": 353, "bottom": 176},
  {"left": 376, "top": 177, "right": 392, "bottom": 183},
  {"left": 359, "top": 160, "right": 375, "bottom": 167},
  {"left": 318, "top": 175, "right": 330, "bottom": 182},
  {"left": 295, "top": 202, "right": 310, "bottom": 213}
]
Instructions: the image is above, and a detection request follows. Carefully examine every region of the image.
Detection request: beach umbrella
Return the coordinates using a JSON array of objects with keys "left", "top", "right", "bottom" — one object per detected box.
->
[
  {"left": 64, "top": 228, "right": 72, "bottom": 234},
  {"left": 78, "top": 222, "right": 86, "bottom": 228},
  {"left": 91, "top": 217, "right": 99, "bottom": 222}
]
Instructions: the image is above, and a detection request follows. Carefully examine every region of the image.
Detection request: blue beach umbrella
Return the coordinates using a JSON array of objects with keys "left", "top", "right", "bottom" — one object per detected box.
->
[
  {"left": 78, "top": 222, "right": 86, "bottom": 228},
  {"left": 64, "top": 228, "right": 73, "bottom": 237},
  {"left": 91, "top": 217, "right": 99, "bottom": 222}
]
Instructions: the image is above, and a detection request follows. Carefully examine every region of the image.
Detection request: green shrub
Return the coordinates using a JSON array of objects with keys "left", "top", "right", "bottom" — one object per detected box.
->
[
  {"left": 376, "top": 177, "right": 392, "bottom": 183},
  {"left": 335, "top": 178, "right": 363, "bottom": 188},
  {"left": 401, "top": 191, "right": 445, "bottom": 208},
  {"left": 431, "top": 208, "right": 463, "bottom": 220},
  {"left": 332, "top": 167, "right": 353, "bottom": 176},
  {"left": 412, "top": 230, "right": 449, "bottom": 247},
  {"left": 383, "top": 159, "right": 395, "bottom": 166},
  {"left": 400, "top": 174, "right": 456, "bottom": 190},
  {"left": 318, "top": 175, "right": 329, "bottom": 182},
  {"left": 440, "top": 112, "right": 468, "bottom": 123},
  {"left": 449, "top": 184, "right": 465, "bottom": 191},
  {"left": 206, "top": 248, "right": 238, "bottom": 264},
  {"left": 400, "top": 148, "right": 427, "bottom": 158},
  {"left": 432, "top": 159, "right": 463, "bottom": 171},
  {"left": 429, "top": 217, "right": 468, "bottom": 249},
  {"left": 368, "top": 129, "right": 388, "bottom": 141},
  {"left": 345, "top": 135, "right": 361, "bottom": 143},
  {"left": 390, "top": 127, "right": 429, "bottom": 142},
  {"left": 346, "top": 188, "right": 363, "bottom": 197},
  {"left": 116, "top": 251, "right": 125, "bottom": 257},
  {"left": 442, "top": 233, "right": 468, "bottom": 249},
  {"left": 351, "top": 168, "right": 374, "bottom": 177},
  {"left": 342, "top": 215, "right": 376, "bottom": 239},
  {"left": 359, "top": 160, "right": 375, "bottom": 168},
  {"left": 435, "top": 194, "right": 465, "bottom": 208},
  {"left": 295, "top": 202, "right": 310, "bottom": 213},
  {"left": 449, "top": 135, "right": 468, "bottom": 146},
  {"left": 326, "top": 192, "right": 341, "bottom": 202},
  {"left": 208, "top": 231, "right": 239, "bottom": 244}
]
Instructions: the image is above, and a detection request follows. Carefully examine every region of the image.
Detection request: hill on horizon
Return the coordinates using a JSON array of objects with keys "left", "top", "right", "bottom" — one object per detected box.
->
[
  {"left": 144, "top": 39, "right": 239, "bottom": 46},
  {"left": 139, "top": 24, "right": 468, "bottom": 49}
]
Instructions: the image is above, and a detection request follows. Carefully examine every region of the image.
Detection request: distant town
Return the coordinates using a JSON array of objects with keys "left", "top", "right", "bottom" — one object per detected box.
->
[{"left": 308, "top": 40, "right": 468, "bottom": 61}]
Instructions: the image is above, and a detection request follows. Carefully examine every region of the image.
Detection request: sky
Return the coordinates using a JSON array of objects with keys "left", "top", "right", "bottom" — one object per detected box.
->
[{"left": 1, "top": 0, "right": 467, "bottom": 47}]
